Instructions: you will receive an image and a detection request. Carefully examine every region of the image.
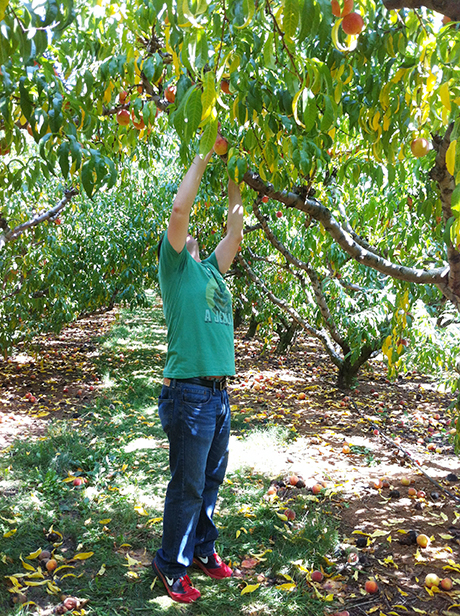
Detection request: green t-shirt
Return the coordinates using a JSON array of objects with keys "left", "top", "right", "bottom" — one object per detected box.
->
[{"left": 158, "top": 233, "right": 235, "bottom": 378}]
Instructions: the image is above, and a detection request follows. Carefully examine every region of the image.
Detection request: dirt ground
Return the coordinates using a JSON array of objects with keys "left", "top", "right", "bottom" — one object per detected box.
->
[{"left": 1, "top": 309, "right": 459, "bottom": 616}]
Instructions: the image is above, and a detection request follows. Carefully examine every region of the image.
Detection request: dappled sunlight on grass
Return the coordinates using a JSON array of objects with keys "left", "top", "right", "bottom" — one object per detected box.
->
[{"left": 124, "top": 436, "right": 165, "bottom": 453}]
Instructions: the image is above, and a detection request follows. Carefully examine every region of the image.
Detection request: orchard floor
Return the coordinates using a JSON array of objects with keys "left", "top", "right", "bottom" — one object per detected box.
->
[{"left": 0, "top": 302, "right": 459, "bottom": 616}]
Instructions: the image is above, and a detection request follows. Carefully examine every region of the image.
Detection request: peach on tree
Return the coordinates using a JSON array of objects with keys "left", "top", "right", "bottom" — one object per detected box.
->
[
  {"left": 116, "top": 110, "right": 130, "bottom": 126},
  {"left": 410, "top": 137, "right": 430, "bottom": 158},
  {"left": 214, "top": 135, "right": 228, "bottom": 155},
  {"left": 342, "top": 12, "right": 364, "bottom": 35}
]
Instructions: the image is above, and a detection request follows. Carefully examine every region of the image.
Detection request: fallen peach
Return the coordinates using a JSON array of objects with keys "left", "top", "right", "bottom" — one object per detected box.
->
[
  {"left": 424, "top": 573, "right": 440, "bottom": 588},
  {"left": 311, "top": 483, "right": 323, "bottom": 495},
  {"left": 364, "top": 579, "right": 378, "bottom": 594},
  {"left": 440, "top": 577, "right": 453, "bottom": 591},
  {"left": 311, "top": 570, "right": 324, "bottom": 582},
  {"left": 416, "top": 534, "right": 429, "bottom": 548},
  {"left": 46, "top": 558, "right": 58, "bottom": 572}
]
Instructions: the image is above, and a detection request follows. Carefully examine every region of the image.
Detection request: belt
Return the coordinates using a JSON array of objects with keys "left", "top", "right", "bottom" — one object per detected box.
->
[{"left": 163, "top": 377, "right": 227, "bottom": 391}]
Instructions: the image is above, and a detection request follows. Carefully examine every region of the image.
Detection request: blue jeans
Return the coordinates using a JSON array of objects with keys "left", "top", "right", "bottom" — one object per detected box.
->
[{"left": 154, "top": 379, "right": 231, "bottom": 578}]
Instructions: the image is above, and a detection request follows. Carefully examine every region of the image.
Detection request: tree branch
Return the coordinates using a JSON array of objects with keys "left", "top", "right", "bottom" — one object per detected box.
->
[
  {"left": 381, "top": 0, "right": 460, "bottom": 20},
  {"left": 0, "top": 188, "right": 79, "bottom": 252},
  {"left": 237, "top": 255, "right": 344, "bottom": 368},
  {"left": 251, "top": 197, "right": 348, "bottom": 350},
  {"left": 430, "top": 125, "right": 460, "bottom": 303},
  {"left": 241, "top": 170, "right": 449, "bottom": 285}
]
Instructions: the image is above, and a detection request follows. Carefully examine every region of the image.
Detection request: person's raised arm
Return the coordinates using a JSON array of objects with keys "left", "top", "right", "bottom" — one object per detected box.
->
[
  {"left": 167, "top": 149, "right": 213, "bottom": 253},
  {"left": 214, "top": 179, "right": 244, "bottom": 274}
]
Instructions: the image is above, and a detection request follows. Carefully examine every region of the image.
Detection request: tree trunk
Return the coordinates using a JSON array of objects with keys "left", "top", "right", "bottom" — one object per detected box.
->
[
  {"left": 233, "top": 305, "right": 244, "bottom": 330},
  {"left": 244, "top": 316, "right": 259, "bottom": 339},
  {"left": 336, "top": 344, "right": 379, "bottom": 389},
  {"left": 276, "top": 320, "right": 299, "bottom": 354}
]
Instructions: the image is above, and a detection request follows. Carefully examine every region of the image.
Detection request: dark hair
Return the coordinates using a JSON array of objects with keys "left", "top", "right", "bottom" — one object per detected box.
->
[{"left": 157, "top": 232, "right": 165, "bottom": 261}]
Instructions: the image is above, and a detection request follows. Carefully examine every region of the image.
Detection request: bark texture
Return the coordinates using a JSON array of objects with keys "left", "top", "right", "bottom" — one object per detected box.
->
[{"left": 382, "top": 0, "right": 460, "bottom": 20}]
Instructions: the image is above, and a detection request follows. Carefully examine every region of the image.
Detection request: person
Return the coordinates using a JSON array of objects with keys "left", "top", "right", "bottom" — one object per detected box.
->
[{"left": 152, "top": 144, "right": 244, "bottom": 603}]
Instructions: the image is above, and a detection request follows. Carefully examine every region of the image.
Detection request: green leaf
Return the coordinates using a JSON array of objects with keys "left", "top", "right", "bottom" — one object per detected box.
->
[
  {"left": 68, "top": 136, "right": 82, "bottom": 170},
  {"left": 81, "top": 160, "right": 95, "bottom": 197},
  {"left": 321, "top": 95, "right": 333, "bottom": 132},
  {"left": 58, "top": 141, "right": 69, "bottom": 179},
  {"left": 452, "top": 185, "right": 460, "bottom": 214},
  {"left": 303, "top": 97, "right": 317, "bottom": 132},
  {"left": 199, "top": 119, "right": 218, "bottom": 158},
  {"left": 19, "top": 77, "right": 33, "bottom": 120},
  {"left": 233, "top": 0, "right": 255, "bottom": 29},
  {"left": 0, "top": 0, "right": 9, "bottom": 21},
  {"left": 201, "top": 71, "right": 216, "bottom": 121},
  {"left": 283, "top": 0, "right": 299, "bottom": 40}
]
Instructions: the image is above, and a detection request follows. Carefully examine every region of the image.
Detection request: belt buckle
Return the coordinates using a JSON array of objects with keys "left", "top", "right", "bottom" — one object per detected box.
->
[{"left": 217, "top": 378, "right": 226, "bottom": 391}]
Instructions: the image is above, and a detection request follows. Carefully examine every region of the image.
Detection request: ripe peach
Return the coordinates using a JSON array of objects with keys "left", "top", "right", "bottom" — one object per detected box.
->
[
  {"left": 73, "top": 477, "right": 85, "bottom": 486},
  {"left": 416, "top": 534, "right": 429, "bottom": 548},
  {"left": 424, "top": 573, "right": 440, "bottom": 588},
  {"left": 116, "top": 110, "right": 130, "bottom": 126},
  {"left": 165, "top": 85, "right": 176, "bottom": 103},
  {"left": 440, "top": 577, "right": 453, "bottom": 591},
  {"left": 342, "top": 444, "right": 351, "bottom": 454},
  {"left": 220, "top": 79, "right": 230, "bottom": 94},
  {"left": 331, "top": 0, "right": 353, "bottom": 16},
  {"left": 401, "top": 477, "right": 411, "bottom": 486},
  {"left": 411, "top": 138, "right": 430, "bottom": 158},
  {"left": 285, "top": 508, "right": 296, "bottom": 521},
  {"left": 131, "top": 111, "right": 145, "bottom": 130},
  {"left": 311, "top": 570, "right": 324, "bottom": 582},
  {"left": 364, "top": 579, "right": 378, "bottom": 594},
  {"left": 289, "top": 475, "right": 299, "bottom": 486},
  {"left": 267, "top": 486, "right": 277, "bottom": 495},
  {"left": 342, "top": 12, "right": 364, "bottom": 35},
  {"left": 119, "top": 91, "right": 128, "bottom": 104},
  {"left": 312, "top": 483, "right": 323, "bottom": 495},
  {"left": 417, "top": 490, "right": 426, "bottom": 499},
  {"left": 331, "top": 0, "right": 341, "bottom": 17},
  {"left": 214, "top": 135, "right": 228, "bottom": 156},
  {"left": 340, "top": 0, "right": 353, "bottom": 16},
  {"left": 298, "top": 392, "right": 306, "bottom": 400},
  {"left": 408, "top": 487, "right": 417, "bottom": 496},
  {"left": 46, "top": 558, "right": 58, "bottom": 572},
  {"left": 262, "top": 195, "right": 269, "bottom": 203}
]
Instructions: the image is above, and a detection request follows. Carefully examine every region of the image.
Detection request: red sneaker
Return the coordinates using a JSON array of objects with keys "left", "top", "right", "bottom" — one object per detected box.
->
[
  {"left": 193, "top": 553, "right": 233, "bottom": 579},
  {"left": 152, "top": 561, "right": 201, "bottom": 603}
]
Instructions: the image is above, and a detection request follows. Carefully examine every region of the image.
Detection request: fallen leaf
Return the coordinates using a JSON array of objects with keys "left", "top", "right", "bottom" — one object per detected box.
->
[{"left": 241, "top": 583, "right": 260, "bottom": 595}]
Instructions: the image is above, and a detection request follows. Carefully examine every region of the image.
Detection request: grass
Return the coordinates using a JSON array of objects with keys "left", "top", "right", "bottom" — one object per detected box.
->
[{"left": 0, "top": 292, "right": 339, "bottom": 615}]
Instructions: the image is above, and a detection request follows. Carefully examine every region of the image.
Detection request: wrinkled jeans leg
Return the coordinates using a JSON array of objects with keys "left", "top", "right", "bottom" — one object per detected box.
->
[
  {"left": 194, "top": 389, "right": 231, "bottom": 558},
  {"left": 154, "top": 382, "right": 230, "bottom": 578}
]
